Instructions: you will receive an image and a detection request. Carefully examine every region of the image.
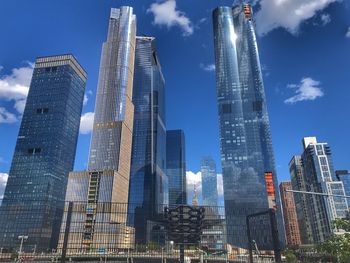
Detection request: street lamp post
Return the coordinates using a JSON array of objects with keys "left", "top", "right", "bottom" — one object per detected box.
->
[{"left": 18, "top": 235, "right": 28, "bottom": 262}]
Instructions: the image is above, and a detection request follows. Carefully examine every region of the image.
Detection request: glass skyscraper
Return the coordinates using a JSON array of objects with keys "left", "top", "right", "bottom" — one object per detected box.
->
[
  {"left": 87, "top": 6, "right": 136, "bottom": 204},
  {"left": 0, "top": 55, "right": 86, "bottom": 251},
  {"left": 212, "top": 5, "right": 284, "bottom": 249},
  {"left": 167, "top": 130, "right": 187, "bottom": 206},
  {"left": 88, "top": 6, "right": 136, "bottom": 172},
  {"left": 59, "top": 7, "right": 137, "bottom": 252},
  {"left": 301, "top": 137, "right": 348, "bottom": 243},
  {"left": 127, "top": 36, "right": 167, "bottom": 244},
  {"left": 289, "top": 156, "right": 314, "bottom": 244},
  {"left": 336, "top": 170, "right": 350, "bottom": 206},
  {"left": 201, "top": 156, "right": 218, "bottom": 206}
]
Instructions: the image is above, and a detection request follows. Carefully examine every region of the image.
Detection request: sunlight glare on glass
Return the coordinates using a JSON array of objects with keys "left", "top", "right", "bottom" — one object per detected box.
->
[{"left": 230, "top": 30, "right": 238, "bottom": 43}]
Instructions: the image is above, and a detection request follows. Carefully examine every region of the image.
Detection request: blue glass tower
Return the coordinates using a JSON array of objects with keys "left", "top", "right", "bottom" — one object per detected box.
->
[
  {"left": 167, "top": 130, "right": 187, "bottom": 206},
  {"left": 212, "top": 5, "right": 284, "bottom": 249},
  {"left": 336, "top": 170, "right": 350, "bottom": 206},
  {"left": 127, "top": 36, "right": 167, "bottom": 244},
  {"left": 0, "top": 55, "right": 86, "bottom": 251},
  {"left": 201, "top": 156, "right": 218, "bottom": 206}
]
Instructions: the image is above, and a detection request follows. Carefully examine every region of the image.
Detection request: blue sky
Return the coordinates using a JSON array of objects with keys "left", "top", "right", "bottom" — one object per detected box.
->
[{"left": 0, "top": 0, "right": 350, "bottom": 205}]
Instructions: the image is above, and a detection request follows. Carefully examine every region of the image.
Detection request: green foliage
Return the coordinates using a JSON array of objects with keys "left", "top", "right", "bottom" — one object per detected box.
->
[
  {"left": 146, "top": 241, "right": 161, "bottom": 250},
  {"left": 317, "top": 218, "right": 350, "bottom": 263},
  {"left": 135, "top": 244, "right": 147, "bottom": 252},
  {"left": 283, "top": 248, "right": 297, "bottom": 263},
  {"left": 333, "top": 218, "right": 350, "bottom": 232}
]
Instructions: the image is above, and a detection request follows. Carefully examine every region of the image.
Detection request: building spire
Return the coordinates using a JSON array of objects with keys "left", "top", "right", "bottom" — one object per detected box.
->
[{"left": 192, "top": 184, "right": 199, "bottom": 206}]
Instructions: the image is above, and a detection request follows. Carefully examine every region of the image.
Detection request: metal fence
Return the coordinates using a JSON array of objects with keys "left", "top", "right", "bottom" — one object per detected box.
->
[{"left": 0, "top": 200, "right": 276, "bottom": 262}]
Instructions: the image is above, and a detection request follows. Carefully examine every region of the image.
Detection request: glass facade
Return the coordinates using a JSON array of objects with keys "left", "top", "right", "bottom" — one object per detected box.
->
[
  {"left": 336, "top": 170, "right": 350, "bottom": 206},
  {"left": 301, "top": 138, "right": 348, "bottom": 242},
  {"left": 88, "top": 6, "right": 136, "bottom": 172},
  {"left": 212, "top": 5, "right": 284, "bottom": 249},
  {"left": 127, "top": 36, "right": 167, "bottom": 244},
  {"left": 201, "top": 156, "right": 218, "bottom": 206},
  {"left": 0, "top": 54, "right": 86, "bottom": 251},
  {"left": 289, "top": 156, "right": 314, "bottom": 244},
  {"left": 167, "top": 130, "right": 187, "bottom": 207},
  {"left": 59, "top": 7, "right": 137, "bottom": 252}
]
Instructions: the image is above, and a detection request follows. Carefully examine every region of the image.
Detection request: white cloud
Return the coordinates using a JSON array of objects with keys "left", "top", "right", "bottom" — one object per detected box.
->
[
  {"left": 200, "top": 63, "right": 215, "bottom": 72},
  {"left": 346, "top": 27, "right": 350, "bottom": 38},
  {"left": 0, "top": 173, "right": 8, "bottom": 185},
  {"left": 79, "top": 112, "right": 94, "bottom": 134},
  {"left": 255, "top": 0, "right": 338, "bottom": 36},
  {"left": 320, "top": 13, "right": 331, "bottom": 25},
  {"left": 83, "top": 94, "right": 88, "bottom": 106},
  {"left": 0, "top": 173, "right": 9, "bottom": 200},
  {"left": 147, "top": 0, "right": 194, "bottom": 36},
  {"left": 284, "top": 77, "right": 324, "bottom": 104},
  {"left": 0, "top": 107, "right": 17, "bottom": 123},
  {"left": 83, "top": 90, "right": 93, "bottom": 106},
  {"left": 0, "top": 63, "right": 33, "bottom": 115},
  {"left": 198, "top": 18, "right": 207, "bottom": 24}
]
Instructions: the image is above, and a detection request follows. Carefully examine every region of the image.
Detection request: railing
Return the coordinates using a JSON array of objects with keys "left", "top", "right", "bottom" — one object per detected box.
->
[{"left": 0, "top": 200, "right": 276, "bottom": 262}]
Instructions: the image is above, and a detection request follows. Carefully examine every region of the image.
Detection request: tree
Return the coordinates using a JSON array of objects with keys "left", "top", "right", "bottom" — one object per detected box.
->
[
  {"left": 333, "top": 218, "right": 350, "bottom": 232},
  {"left": 317, "top": 218, "right": 350, "bottom": 263},
  {"left": 283, "top": 248, "right": 297, "bottom": 263}
]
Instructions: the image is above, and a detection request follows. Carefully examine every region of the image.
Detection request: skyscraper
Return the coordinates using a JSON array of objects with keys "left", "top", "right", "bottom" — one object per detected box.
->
[
  {"left": 88, "top": 6, "right": 136, "bottom": 204},
  {"left": 289, "top": 156, "right": 313, "bottom": 244},
  {"left": 58, "top": 7, "right": 136, "bottom": 252},
  {"left": 300, "top": 137, "right": 348, "bottom": 242},
  {"left": 88, "top": 6, "right": 135, "bottom": 170},
  {"left": 127, "top": 36, "right": 167, "bottom": 244},
  {"left": 0, "top": 54, "right": 86, "bottom": 251},
  {"left": 279, "top": 182, "right": 301, "bottom": 246},
  {"left": 212, "top": 5, "right": 284, "bottom": 249},
  {"left": 167, "top": 130, "right": 187, "bottom": 206},
  {"left": 336, "top": 170, "right": 350, "bottom": 207},
  {"left": 201, "top": 156, "right": 218, "bottom": 206}
]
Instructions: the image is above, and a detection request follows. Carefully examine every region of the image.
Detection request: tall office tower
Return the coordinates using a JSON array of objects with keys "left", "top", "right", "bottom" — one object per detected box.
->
[
  {"left": 88, "top": 6, "right": 136, "bottom": 204},
  {"left": 301, "top": 137, "right": 348, "bottom": 242},
  {"left": 336, "top": 170, "right": 350, "bottom": 207},
  {"left": 289, "top": 156, "right": 313, "bottom": 244},
  {"left": 0, "top": 55, "right": 86, "bottom": 251},
  {"left": 167, "top": 130, "right": 187, "bottom": 206},
  {"left": 127, "top": 36, "right": 167, "bottom": 244},
  {"left": 58, "top": 7, "right": 136, "bottom": 252},
  {"left": 201, "top": 156, "right": 218, "bottom": 206},
  {"left": 279, "top": 182, "right": 301, "bottom": 246},
  {"left": 212, "top": 5, "right": 284, "bottom": 248}
]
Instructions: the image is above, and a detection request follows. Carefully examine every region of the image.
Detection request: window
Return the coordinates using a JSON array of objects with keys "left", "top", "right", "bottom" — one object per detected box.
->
[
  {"left": 36, "top": 108, "right": 49, "bottom": 114},
  {"left": 27, "top": 148, "right": 41, "bottom": 154},
  {"left": 221, "top": 103, "right": 231, "bottom": 114},
  {"left": 253, "top": 100, "right": 262, "bottom": 112}
]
